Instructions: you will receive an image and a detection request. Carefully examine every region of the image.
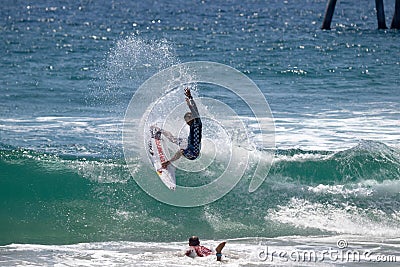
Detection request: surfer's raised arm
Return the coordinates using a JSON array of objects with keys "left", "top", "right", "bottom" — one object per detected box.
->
[{"left": 185, "top": 88, "right": 200, "bottom": 118}]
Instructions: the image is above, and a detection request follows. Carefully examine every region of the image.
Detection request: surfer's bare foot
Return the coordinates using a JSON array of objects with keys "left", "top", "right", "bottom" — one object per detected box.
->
[
  {"left": 161, "top": 161, "right": 170, "bottom": 169},
  {"left": 215, "top": 242, "right": 226, "bottom": 261}
]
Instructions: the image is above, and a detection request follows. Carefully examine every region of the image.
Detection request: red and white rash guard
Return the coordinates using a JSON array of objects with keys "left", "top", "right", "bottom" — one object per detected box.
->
[{"left": 185, "top": 245, "right": 213, "bottom": 258}]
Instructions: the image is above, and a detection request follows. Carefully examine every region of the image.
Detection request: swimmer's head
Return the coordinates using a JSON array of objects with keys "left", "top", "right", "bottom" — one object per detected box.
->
[
  {"left": 184, "top": 112, "right": 193, "bottom": 124},
  {"left": 189, "top": 236, "right": 200, "bottom": 246}
]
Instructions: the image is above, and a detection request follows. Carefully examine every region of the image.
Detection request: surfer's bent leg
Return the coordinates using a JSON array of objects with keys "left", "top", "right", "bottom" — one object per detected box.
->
[
  {"left": 182, "top": 130, "right": 201, "bottom": 160},
  {"left": 185, "top": 119, "right": 202, "bottom": 159}
]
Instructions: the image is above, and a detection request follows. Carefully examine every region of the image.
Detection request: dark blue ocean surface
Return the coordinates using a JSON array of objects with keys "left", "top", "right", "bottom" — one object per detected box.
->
[{"left": 1, "top": 0, "right": 399, "bottom": 252}]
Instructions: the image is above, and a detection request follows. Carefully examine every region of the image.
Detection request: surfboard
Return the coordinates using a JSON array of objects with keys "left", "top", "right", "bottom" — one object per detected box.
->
[{"left": 148, "top": 128, "right": 176, "bottom": 190}]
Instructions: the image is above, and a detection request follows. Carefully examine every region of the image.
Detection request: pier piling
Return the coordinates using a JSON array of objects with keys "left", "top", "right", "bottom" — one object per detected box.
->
[
  {"left": 375, "top": 0, "right": 388, "bottom": 29},
  {"left": 391, "top": 0, "right": 400, "bottom": 29},
  {"left": 321, "top": 0, "right": 337, "bottom": 30},
  {"left": 322, "top": 0, "right": 400, "bottom": 30}
]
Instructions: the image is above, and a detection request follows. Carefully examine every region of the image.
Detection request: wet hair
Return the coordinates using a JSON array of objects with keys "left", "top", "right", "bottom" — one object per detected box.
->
[
  {"left": 184, "top": 112, "right": 193, "bottom": 123},
  {"left": 188, "top": 236, "right": 200, "bottom": 246}
]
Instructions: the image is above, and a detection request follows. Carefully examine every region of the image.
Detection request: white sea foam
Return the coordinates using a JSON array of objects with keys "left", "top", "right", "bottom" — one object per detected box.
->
[
  {"left": 0, "top": 116, "right": 123, "bottom": 154},
  {"left": 273, "top": 109, "right": 400, "bottom": 151},
  {"left": 307, "top": 179, "right": 400, "bottom": 197},
  {"left": 1, "top": 238, "right": 399, "bottom": 266},
  {"left": 267, "top": 197, "right": 400, "bottom": 238},
  {"left": 274, "top": 152, "right": 331, "bottom": 162},
  {"left": 306, "top": 183, "right": 374, "bottom": 197}
]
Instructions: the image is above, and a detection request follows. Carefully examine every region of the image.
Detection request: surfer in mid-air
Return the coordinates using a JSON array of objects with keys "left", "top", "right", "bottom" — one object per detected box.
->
[{"left": 157, "top": 88, "right": 202, "bottom": 168}]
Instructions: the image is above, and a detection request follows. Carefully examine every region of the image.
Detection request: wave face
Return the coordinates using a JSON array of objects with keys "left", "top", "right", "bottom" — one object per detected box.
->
[
  {"left": 1, "top": 0, "right": 400, "bottom": 249},
  {"left": 1, "top": 140, "right": 399, "bottom": 245}
]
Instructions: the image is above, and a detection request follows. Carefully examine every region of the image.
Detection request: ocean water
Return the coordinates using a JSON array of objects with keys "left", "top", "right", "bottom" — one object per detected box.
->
[{"left": 1, "top": 0, "right": 400, "bottom": 266}]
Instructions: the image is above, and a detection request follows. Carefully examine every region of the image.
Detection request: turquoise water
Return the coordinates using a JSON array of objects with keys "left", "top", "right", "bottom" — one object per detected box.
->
[{"left": 1, "top": 0, "right": 399, "bottom": 265}]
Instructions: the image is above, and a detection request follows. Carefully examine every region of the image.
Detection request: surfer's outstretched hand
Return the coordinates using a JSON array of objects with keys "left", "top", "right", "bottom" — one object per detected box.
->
[
  {"left": 184, "top": 88, "right": 192, "bottom": 99},
  {"left": 150, "top": 125, "right": 161, "bottom": 132}
]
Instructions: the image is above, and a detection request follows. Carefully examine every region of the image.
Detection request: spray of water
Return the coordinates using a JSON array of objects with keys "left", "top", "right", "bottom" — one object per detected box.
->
[{"left": 92, "top": 35, "right": 179, "bottom": 115}]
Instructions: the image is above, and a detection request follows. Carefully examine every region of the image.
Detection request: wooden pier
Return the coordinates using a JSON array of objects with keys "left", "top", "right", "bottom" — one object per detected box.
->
[{"left": 322, "top": 0, "right": 400, "bottom": 30}]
